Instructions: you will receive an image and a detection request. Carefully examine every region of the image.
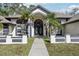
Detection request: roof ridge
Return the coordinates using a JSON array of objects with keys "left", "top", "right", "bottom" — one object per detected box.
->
[{"left": 31, "top": 5, "right": 50, "bottom": 13}]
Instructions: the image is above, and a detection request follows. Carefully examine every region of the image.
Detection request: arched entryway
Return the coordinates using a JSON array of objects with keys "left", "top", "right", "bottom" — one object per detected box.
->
[{"left": 34, "top": 19, "right": 43, "bottom": 36}]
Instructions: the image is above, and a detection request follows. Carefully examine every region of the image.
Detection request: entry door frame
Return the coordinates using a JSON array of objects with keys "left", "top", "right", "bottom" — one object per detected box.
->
[
  {"left": 34, "top": 19, "right": 44, "bottom": 36},
  {"left": 43, "top": 20, "right": 46, "bottom": 36}
]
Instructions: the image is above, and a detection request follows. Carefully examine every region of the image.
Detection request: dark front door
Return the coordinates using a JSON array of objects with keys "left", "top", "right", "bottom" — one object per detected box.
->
[{"left": 34, "top": 19, "right": 43, "bottom": 36}]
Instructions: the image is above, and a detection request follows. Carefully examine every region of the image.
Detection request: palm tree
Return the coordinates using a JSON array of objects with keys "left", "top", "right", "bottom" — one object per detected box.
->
[
  {"left": 19, "top": 4, "right": 34, "bottom": 20},
  {"left": 47, "top": 13, "right": 62, "bottom": 36},
  {"left": 18, "top": 6, "right": 31, "bottom": 34},
  {"left": 20, "top": 9, "right": 31, "bottom": 20}
]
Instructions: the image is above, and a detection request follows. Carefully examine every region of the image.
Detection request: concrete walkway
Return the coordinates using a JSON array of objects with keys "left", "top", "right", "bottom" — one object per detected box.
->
[{"left": 29, "top": 38, "right": 49, "bottom": 56}]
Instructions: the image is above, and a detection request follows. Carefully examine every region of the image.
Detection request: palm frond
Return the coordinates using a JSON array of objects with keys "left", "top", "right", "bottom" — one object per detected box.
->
[{"left": 47, "top": 13, "right": 62, "bottom": 30}]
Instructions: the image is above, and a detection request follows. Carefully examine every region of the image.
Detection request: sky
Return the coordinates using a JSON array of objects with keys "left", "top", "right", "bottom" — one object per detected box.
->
[
  {"left": 25, "top": 3, "right": 79, "bottom": 13},
  {"left": 41, "top": 3, "right": 79, "bottom": 11}
]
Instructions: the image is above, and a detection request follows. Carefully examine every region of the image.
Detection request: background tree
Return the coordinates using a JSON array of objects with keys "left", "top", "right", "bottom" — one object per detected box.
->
[
  {"left": 70, "top": 8, "right": 79, "bottom": 15},
  {"left": 0, "top": 3, "right": 22, "bottom": 16},
  {"left": 29, "top": 5, "right": 36, "bottom": 11},
  {"left": 0, "top": 8, "right": 9, "bottom": 16},
  {"left": 8, "top": 3, "right": 21, "bottom": 15}
]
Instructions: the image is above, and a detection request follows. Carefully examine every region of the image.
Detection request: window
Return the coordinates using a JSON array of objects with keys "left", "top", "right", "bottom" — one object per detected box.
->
[
  {"left": 3, "top": 24, "right": 9, "bottom": 35},
  {"left": 56, "top": 29, "right": 62, "bottom": 35}
]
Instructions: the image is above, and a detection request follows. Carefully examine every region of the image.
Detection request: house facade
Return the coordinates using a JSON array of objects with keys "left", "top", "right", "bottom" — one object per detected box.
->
[
  {"left": 64, "top": 14, "right": 79, "bottom": 36},
  {"left": 0, "top": 5, "right": 79, "bottom": 37}
]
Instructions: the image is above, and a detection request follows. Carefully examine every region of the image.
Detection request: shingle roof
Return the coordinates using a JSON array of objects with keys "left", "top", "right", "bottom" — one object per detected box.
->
[
  {"left": 0, "top": 16, "right": 6, "bottom": 20},
  {"left": 54, "top": 12, "right": 72, "bottom": 18},
  {"left": 31, "top": 5, "right": 50, "bottom": 13},
  {"left": 63, "top": 14, "right": 79, "bottom": 24},
  {"left": 5, "top": 15, "right": 21, "bottom": 19},
  {"left": 0, "top": 16, "right": 16, "bottom": 24}
]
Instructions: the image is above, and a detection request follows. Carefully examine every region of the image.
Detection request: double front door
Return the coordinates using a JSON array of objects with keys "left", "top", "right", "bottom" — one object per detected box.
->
[
  {"left": 34, "top": 25, "right": 43, "bottom": 35},
  {"left": 34, "top": 23, "right": 43, "bottom": 36}
]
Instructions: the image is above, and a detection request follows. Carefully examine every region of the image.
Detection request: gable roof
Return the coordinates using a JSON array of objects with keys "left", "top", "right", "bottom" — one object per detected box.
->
[
  {"left": 64, "top": 14, "right": 79, "bottom": 24},
  {"left": 0, "top": 16, "right": 16, "bottom": 24},
  {"left": 54, "top": 12, "right": 72, "bottom": 18},
  {"left": 5, "top": 15, "right": 21, "bottom": 19},
  {"left": 31, "top": 5, "right": 50, "bottom": 13}
]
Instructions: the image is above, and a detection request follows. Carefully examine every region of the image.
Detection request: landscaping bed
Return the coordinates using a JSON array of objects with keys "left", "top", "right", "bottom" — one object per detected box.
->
[
  {"left": 44, "top": 37, "right": 79, "bottom": 56},
  {"left": 0, "top": 37, "right": 34, "bottom": 56}
]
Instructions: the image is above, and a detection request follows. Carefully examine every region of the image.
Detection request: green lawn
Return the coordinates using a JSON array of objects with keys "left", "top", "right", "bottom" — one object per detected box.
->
[
  {"left": 0, "top": 37, "right": 34, "bottom": 56},
  {"left": 44, "top": 38, "right": 79, "bottom": 56}
]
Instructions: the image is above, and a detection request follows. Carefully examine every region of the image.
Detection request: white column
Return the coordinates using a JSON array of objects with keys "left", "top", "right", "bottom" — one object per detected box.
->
[
  {"left": 22, "top": 35, "right": 27, "bottom": 43},
  {"left": 28, "top": 25, "right": 30, "bottom": 37},
  {"left": 47, "top": 23, "right": 49, "bottom": 37},
  {"left": 12, "top": 26, "right": 16, "bottom": 36},
  {"left": 66, "top": 34, "right": 71, "bottom": 43},
  {"left": 31, "top": 25, "right": 34, "bottom": 37},
  {"left": 6, "top": 35, "right": 12, "bottom": 44},
  {"left": 50, "top": 35, "right": 56, "bottom": 43},
  {"left": 43, "top": 24, "right": 46, "bottom": 36},
  {"left": 30, "top": 20, "right": 34, "bottom": 37},
  {"left": 28, "top": 19, "right": 31, "bottom": 37}
]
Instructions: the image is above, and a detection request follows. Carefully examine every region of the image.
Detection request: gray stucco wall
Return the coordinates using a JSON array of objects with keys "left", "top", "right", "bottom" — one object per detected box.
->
[{"left": 65, "top": 21, "right": 79, "bottom": 36}]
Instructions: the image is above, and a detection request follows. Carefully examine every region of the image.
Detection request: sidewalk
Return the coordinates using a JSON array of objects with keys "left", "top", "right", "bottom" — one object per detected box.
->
[{"left": 29, "top": 38, "right": 49, "bottom": 56}]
